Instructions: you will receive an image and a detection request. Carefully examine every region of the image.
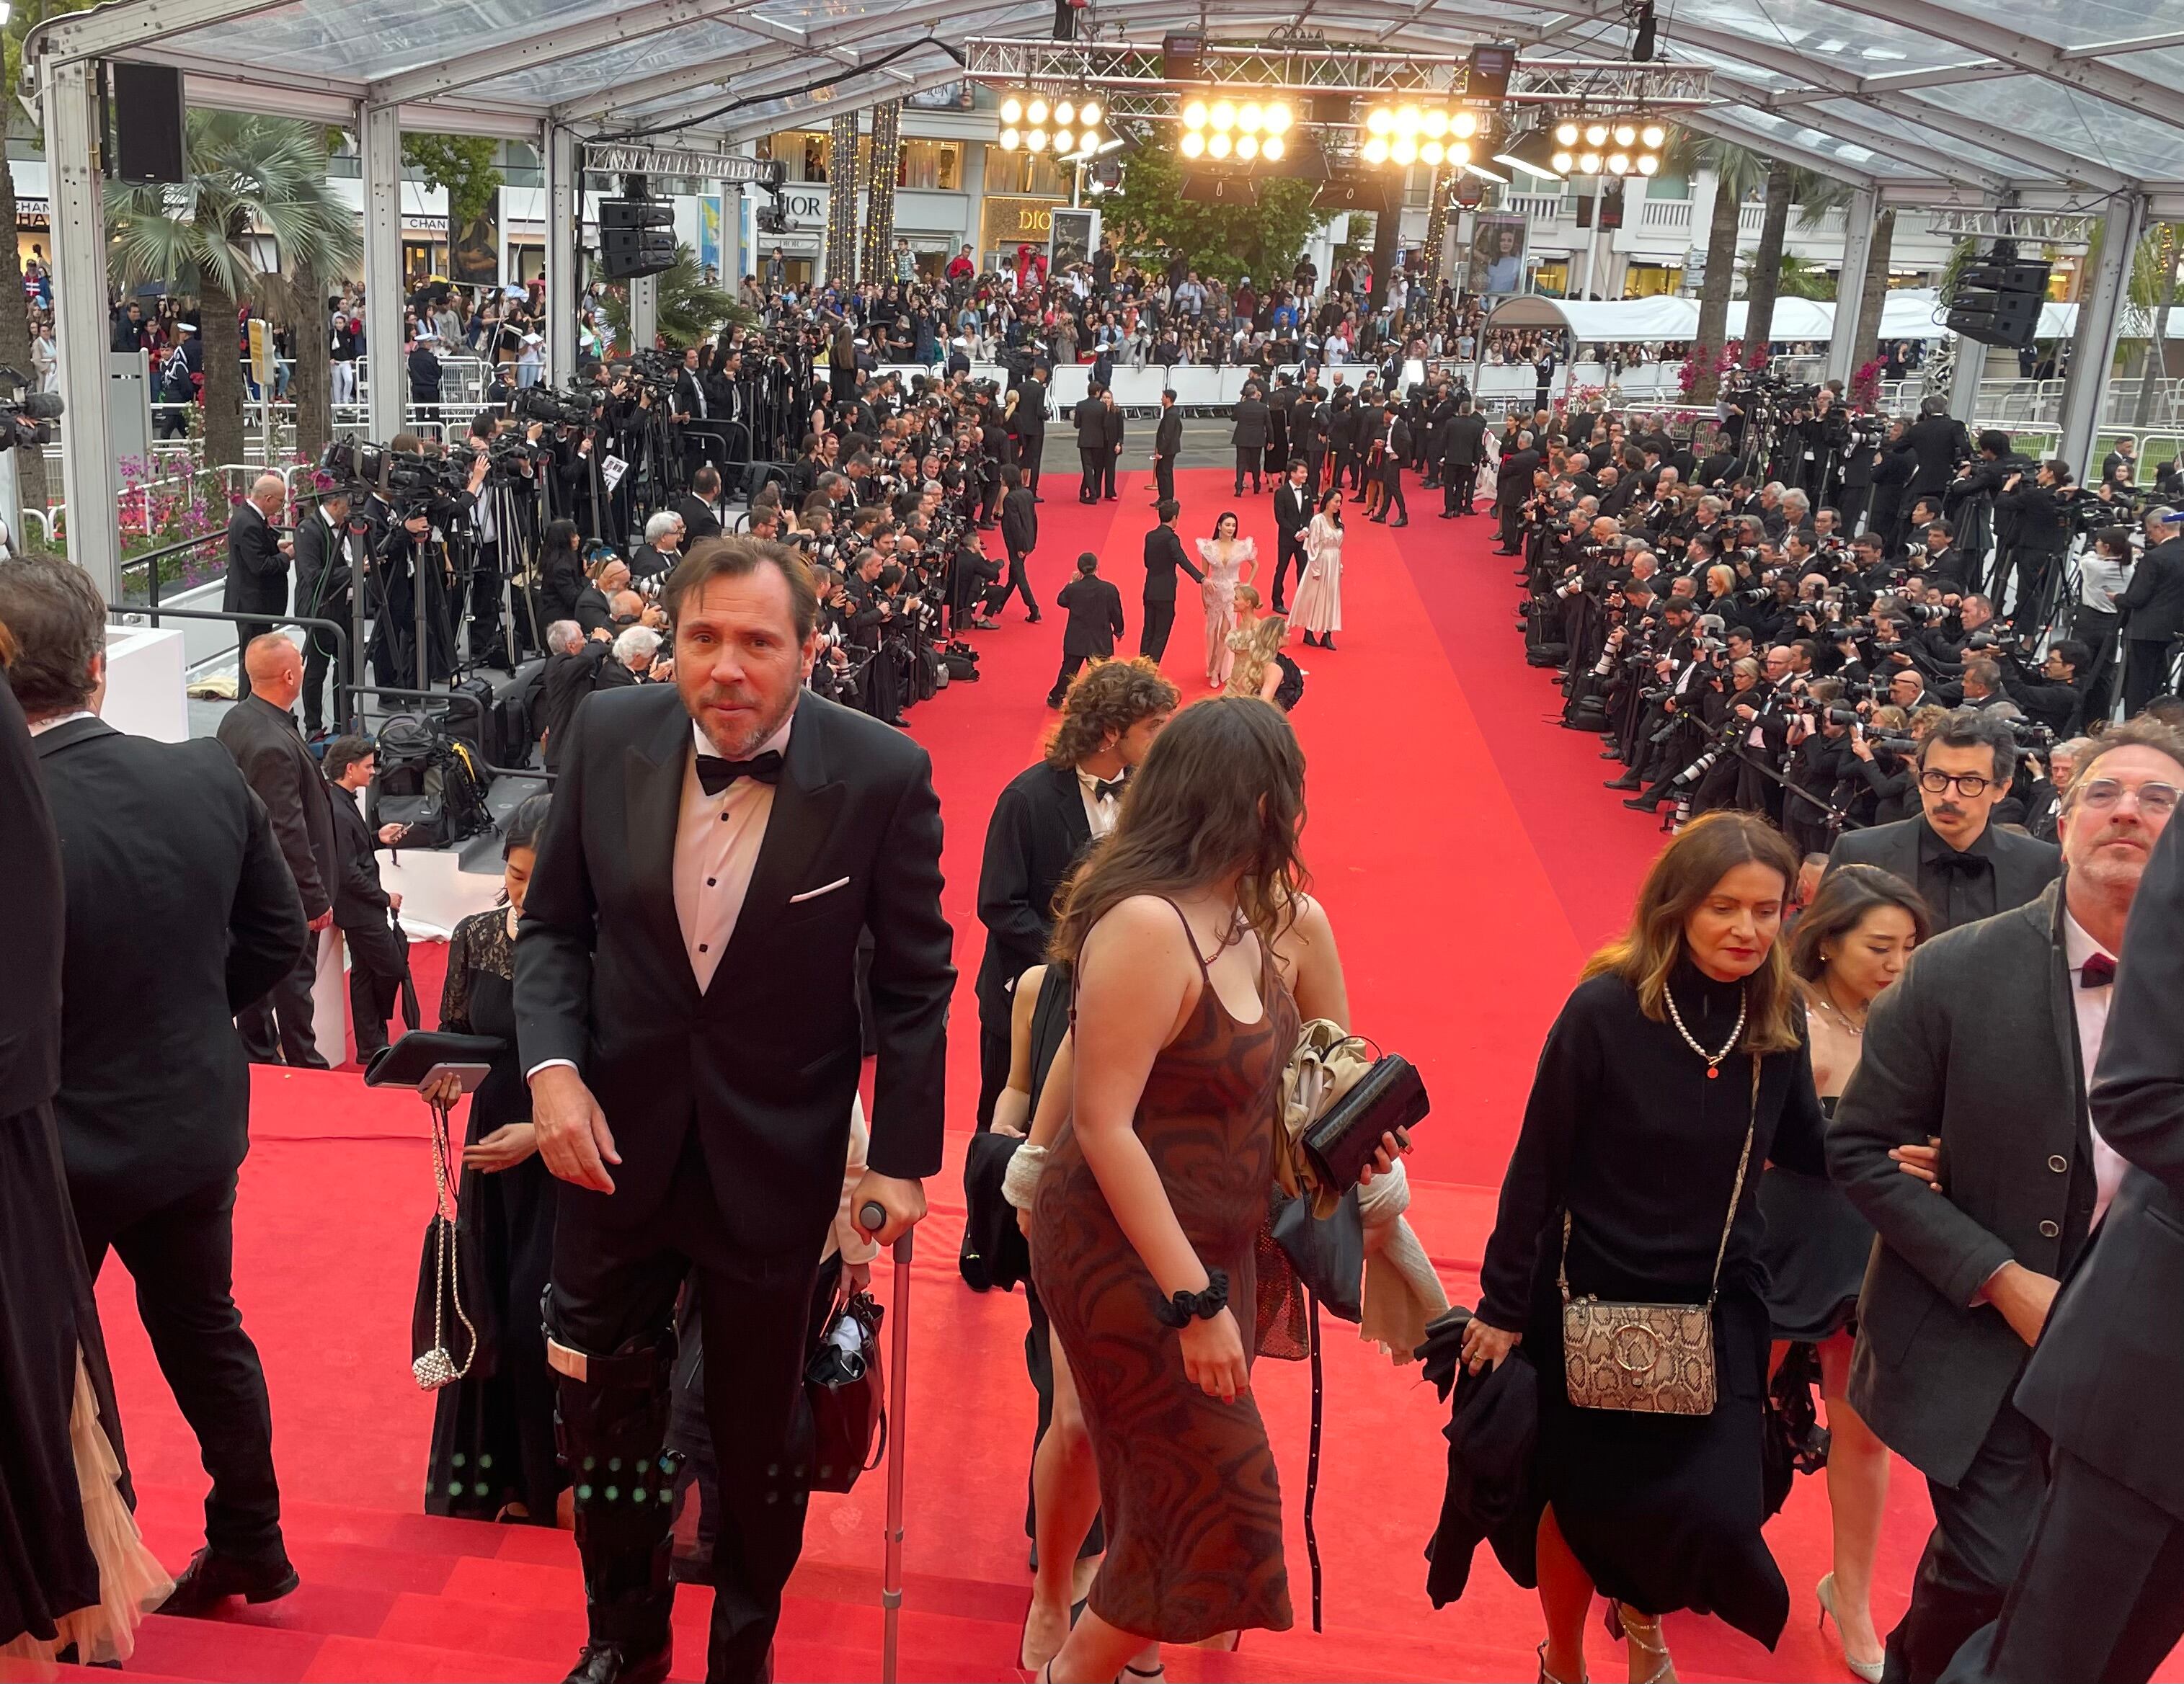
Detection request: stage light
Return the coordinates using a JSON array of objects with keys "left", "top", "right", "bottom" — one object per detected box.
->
[
  {"left": 1208, "top": 130, "right": 1233, "bottom": 158},
  {"left": 1263, "top": 134, "right": 1285, "bottom": 160},
  {"left": 1495, "top": 122, "right": 1566, "bottom": 179},
  {"left": 1421, "top": 139, "right": 1444, "bottom": 164},
  {"left": 1637, "top": 153, "right": 1659, "bottom": 175},
  {"left": 1265, "top": 102, "right": 1292, "bottom": 134},
  {"left": 1641, "top": 121, "right": 1666, "bottom": 149},
  {"left": 1607, "top": 151, "right": 1630, "bottom": 174},
  {"left": 1551, "top": 149, "right": 1574, "bottom": 173},
  {"left": 1392, "top": 136, "right": 1418, "bottom": 165},
  {"left": 1424, "top": 107, "right": 1450, "bottom": 138},
  {"left": 1452, "top": 110, "right": 1479, "bottom": 139},
  {"left": 1238, "top": 101, "right": 1264, "bottom": 133},
  {"left": 1028, "top": 97, "right": 1049, "bottom": 125},
  {"left": 1027, "top": 128, "right": 1048, "bottom": 151},
  {"left": 1395, "top": 104, "right": 1422, "bottom": 137},
  {"left": 1000, "top": 95, "right": 1023, "bottom": 125},
  {"left": 1584, "top": 121, "right": 1609, "bottom": 147},
  {"left": 1182, "top": 98, "right": 1209, "bottom": 130},
  {"left": 1210, "top": 98, "right": 1236, "bottom": 131},
  {"left": 1554, "top": 119, "right": 1580, "bottom": 147},
  {"left": 1366, "top": 106, "right": 1394, "bottom": 137},
  {"left": 1080, "top": 99, "right": 1102, "bottom": 126},
  {"left": 1079, "top": 126, "right": 1101, "bottom": 151},
  {"left": 1238, "top": 133, "right": 1260, "bottom": 160},
  {"left": 1000, "top": 127, "right": 1021, "bottom": 151},
  {"left": 1181, "top": 130, "right": 1206, "bottom": 157},
  {"left": 1053, "top": 128, "right": 1074, "bottom": 153},
  {"left": 1055, "top": 99, "right": 1075, "bottom": 126},
  {"left": 1612, "top": 121, "right": 1637, "bottom": 147},
  {"left": 1362, "top": 136, "right": 1390, "bottom": 164},
  {"left": 1450, "top": 140, "right": 1471, "bottom": 166},
  {"left": 1579, "top": 149, "right": 1602, "bottom": 173}
]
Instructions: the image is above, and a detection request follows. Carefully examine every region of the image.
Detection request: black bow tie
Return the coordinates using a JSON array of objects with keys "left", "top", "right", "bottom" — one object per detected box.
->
[
  {"left": 695, "top": 750, "right": 783, "bottom": 796},
  {"left": 1926, "top": 849, "right": 1988, "bottom": 877},
  {"left": 1092, "top": 775, "right": 1127, "bottom": 802},
  {"left": 2079, "top": 953, "right": 2117, "bottom": 989}
]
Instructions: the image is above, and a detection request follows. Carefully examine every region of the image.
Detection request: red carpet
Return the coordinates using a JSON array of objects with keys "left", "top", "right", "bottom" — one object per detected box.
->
[{"left": 62, "top": 467, "right": 2138, "bottom": 1683}]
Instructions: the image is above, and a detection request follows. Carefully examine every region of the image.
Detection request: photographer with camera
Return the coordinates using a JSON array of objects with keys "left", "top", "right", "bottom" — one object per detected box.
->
[{"left": 1994, "top": 458, "right": 2077, "bottom": 628}]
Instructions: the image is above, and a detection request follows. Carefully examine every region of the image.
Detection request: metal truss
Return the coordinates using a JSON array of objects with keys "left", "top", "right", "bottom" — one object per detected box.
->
[
  {"left": 584, "top": 141, "right": 787, "bottom": 183},
  {"left": 1925, "top": 208, "right": 2102, "bottom": 248},
  {"left": 961, "top": 36, "right": 1710, "bottom": 104}
]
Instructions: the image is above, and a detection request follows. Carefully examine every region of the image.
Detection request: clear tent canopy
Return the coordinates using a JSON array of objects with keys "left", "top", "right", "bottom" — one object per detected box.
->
[{"left": 22, "top": 0, "right": 2184, "bottom": 589}]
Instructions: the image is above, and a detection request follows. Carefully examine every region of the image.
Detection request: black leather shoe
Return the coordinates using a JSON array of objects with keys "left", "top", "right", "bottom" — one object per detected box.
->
[
  {"left": 562, "top": 1639, "right": 672, "bottom": 1684},
  {"left": 1390, "top": 517, "right": 1408, "bottom": 527},
  {"left": 1623, "top": 794, "right": 1664, "bottom": 812},
  {"left": 1604, "top": 774, "right": 1642, "bottom": 790},
  {"left": 1599, "top": 749, "right": 1625, "bottom": 760},
  {"left": 158, "top": 1546, "right": 300, "bottom": 1616}
]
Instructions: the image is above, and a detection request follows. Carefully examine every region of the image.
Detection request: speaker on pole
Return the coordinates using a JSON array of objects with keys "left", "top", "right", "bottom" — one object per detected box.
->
[{"left": 102, "top": 62, "right": 187, "bottom": 184}]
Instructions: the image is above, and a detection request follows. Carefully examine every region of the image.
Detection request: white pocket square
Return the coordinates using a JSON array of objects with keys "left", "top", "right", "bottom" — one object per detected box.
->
[{"left": 789, "top": 876, "right": 851, "bottom": 904}]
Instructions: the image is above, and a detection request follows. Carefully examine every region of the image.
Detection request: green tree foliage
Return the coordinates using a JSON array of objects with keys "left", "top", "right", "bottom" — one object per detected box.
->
[
  {"left": 402, "top": 133, "right": 503, "bottom": 230},
  {"left": 599, "top": 245, "right": 748, "bottom": 351},
  {"left": 107, "top": 113, "right": 360, "bottom": 471},
  {"left": 1775, "top": 253, "right": 1837, "bottom": 300},
  {"left": 1662, "top": 131, "right": 1771, "bottom": 402},
  {"left": 1094, "top": 128, "right": 1328, "bottom": 286}
]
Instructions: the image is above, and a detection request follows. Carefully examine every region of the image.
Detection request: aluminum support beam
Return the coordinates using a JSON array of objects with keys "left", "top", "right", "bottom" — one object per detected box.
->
[
  {"left": 1825, "top": 189, "right": 1876, "bottom": 390},
  {"left": 2056, "top": 193, "right": 2147, "bottom": 481},
  {"left": 44, "top": 58, "right": 118, "bottom": 597},
  {"left": 1670, "top": 110, "right": 1879, "bottom": 192},
  {"left": 360, "top": 102, "right": 408, "bottom": 442},
  {"left": 627, "top": 275, "right": 660, "bottom": 355},
  {"left": 546, "top": 124, "right": 581, "bottom": 383},
  {"left": 1770, "top": 61, "right": 2010, "bottom": 104},
  {"left": 1948, "top": 339, "right": 1987, "bottom": 427},
  {"left": 28, "top": 0, "right": 293, "bottom": 63},
  {"left": 368, "top": 0, "right": 774, "bottom": 107}
]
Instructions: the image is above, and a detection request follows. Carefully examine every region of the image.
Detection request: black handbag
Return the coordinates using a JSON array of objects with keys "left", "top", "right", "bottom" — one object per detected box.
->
[
  {"left": 807, "top": 1288, "right": 886, "bottom": 1493},
  {"left": 1302, "top": 1053, "right": 1430, "bottom": 1192}
]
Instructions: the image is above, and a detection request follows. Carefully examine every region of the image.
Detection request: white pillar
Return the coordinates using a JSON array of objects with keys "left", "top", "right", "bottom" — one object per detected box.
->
[
  {"left": 44, "top": 58, "right": 119, "bottom": 597},
  {"left": 546, "top": 123, "right": 580, "bottom": 382},
  {"left": 627, "top": 274, "right": 659, "bottom": 352},
  {"left": 1825, "top": 187, "right": 1876, "bottom": 388},
  {"left": 360, "top": 102, "right": 407, "bottom": 440},
  {"left": 2056, "top": 192, "right": 2147, "bottom": 480}
]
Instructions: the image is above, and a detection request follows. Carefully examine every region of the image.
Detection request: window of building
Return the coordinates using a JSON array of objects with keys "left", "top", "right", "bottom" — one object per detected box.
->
[
  {"left": 899, "top": 138, "right": 962, "bottom": 191},
  {"left": 760, "top": 131, "right": 834, "bottom": 184},
  {"left": 1623, "top": 262, "right": 1682, "bottom": 298},
  {"left": 986, "top": 146, "right": 1067, "bottom": 197},
  {"left": 1643, "top": 171, "right": 1691, "bottom": 201},
  {"left": 1530, "top": 259, "right": 1571, "bottom": 297}
]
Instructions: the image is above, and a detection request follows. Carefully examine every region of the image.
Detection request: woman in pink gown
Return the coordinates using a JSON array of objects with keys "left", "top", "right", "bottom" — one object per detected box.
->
[
  {"left": 1195, "top": 512, "right": 1257, "bottom": 690},
  {"left": 1290, "top": 490, "right": 1344, "bottom": 649}
]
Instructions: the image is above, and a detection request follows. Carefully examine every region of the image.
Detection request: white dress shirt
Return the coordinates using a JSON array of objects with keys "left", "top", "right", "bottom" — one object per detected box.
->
[
  {"left": 2063, "top": 910, "right": 2128, "bottom": 1226},
  {"left": 27, "top": 708, "right": 96, "bottom": 737},
  {"left": 675, "top": 712, "right": 794, "bottom": 994},
  {"left": 1075, "top": 766, "right": 1123, "bottom": 839}
]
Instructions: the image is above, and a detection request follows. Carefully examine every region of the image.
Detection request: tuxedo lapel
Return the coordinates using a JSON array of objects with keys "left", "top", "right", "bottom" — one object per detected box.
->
[
  {"left": 1052, "top": 764, "right": 1091, "bottom": 852},
  {"left": 714, "top": 696, "right": 848, "bottom": 989},
  {"left": 623, "top": 697, "right": 696, "bottom": 995}
]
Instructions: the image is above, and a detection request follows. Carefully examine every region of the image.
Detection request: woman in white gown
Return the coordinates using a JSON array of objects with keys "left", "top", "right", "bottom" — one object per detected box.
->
[
  {"left": 1292, "top": 489, "right": 1344, "bottom": 649},
  {"left": 1195, "top": 511, "right": 1259, "bottom": 690}
]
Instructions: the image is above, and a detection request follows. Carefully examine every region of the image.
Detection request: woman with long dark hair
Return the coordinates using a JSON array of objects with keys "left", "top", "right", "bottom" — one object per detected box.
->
[
  {"left": 1024, "top": 699, "right": 1390, "bottom": 1683},
  {"left": 423, "top": 793, "right": 565, "bottom": 1524},
  {"left": 1463, "top": 811, "right": 1828, "bottom": 1683},
  {"left": 1762, "top": 865, "right": 1928, "bottom": 1682},
  {"left": 1195, "top": 511, "right": 1256, "bottom": 690}
]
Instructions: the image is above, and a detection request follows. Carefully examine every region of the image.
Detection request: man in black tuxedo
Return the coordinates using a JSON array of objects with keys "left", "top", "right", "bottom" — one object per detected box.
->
[
  {"left": 1372, "top": 409, "right": 1411, "bottom": 526},
  {"left": 2120, "top": 505, "right": 2184, "bottom": 716},
  {"left": 972, "top": 656, "right": 1178, "bottom": 1127},
  {"left": 223, "top": 473, "right": 292, "bottom": 668},
  {"left": 1098, "top": 387, "right": 1126, "bottom": 501},
  {"left": 1138, "top": 499, "right": 1204, "bottom": 664},
  {"left": 675, "top": 465, "right": 726, "bottom": 543},
  {"left": 1496, "top": 429, "right": 1541, "bottom": 554},
  {"left": 1046, "top": 552, "right": 1126, "bottom": 710},
  {"left": 1074, "top": 385, "right": 1106, "bottom": 504},
  {"left": 1013, "top": 371, "right": 1048, "bottom": 499},
  {"left": 1824, "top": 710, "right": 2059, "bottom": 935},
  {"left": 1, "top": 556, "right": 308, "bottom": 1614},
  {"left": 1967, "top": 742, "right": 2184, "bottom": 1683},
  {"left": 1270, "top": 458, "right": 1311, "bottom": 615},
  {"left": 321, "top": 734, "right": 411, "bottom": 1061},
  {"left": 1439, "top": 398, "right": 1487, "bottom": 517},
  {"left": 218, "top": 636, "right": 339, "bottom": 1068},
  {"left": 1834, "top": 720, "right": 2184, "bottom": 1684},
  {"left": 997, "top": 463, "right": 1039, "bottom": 623},
  {"left": 538, "top": 620, "right": 614, "bottom": 773},
  {"left": 1150, "top": 388, "right": 1183, "bottom": 506},
  {"left": 292, "top": 485, "right": 356, "bottom": 737},
  {"left": 515, "top": 538, "right": 951, "bottom": 1684},
  {"left": 1230, "top": 383, "right": 1269, "bottom": 494},
  {"left": 575, "top": 557, "right": 628, "bottom": 639},
  {"left": 1904, "top": 396, "right": 1971, "bottom": 505}
]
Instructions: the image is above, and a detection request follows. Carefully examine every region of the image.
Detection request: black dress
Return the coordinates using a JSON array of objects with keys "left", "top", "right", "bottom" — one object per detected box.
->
[
  {"left": 1475, "top": 961, "right": 1828, "bottom": 1649},
  {"left": 424, "top": 908, "right": 563, "bottom": 1522},
  {"left": 1757, "top": 1097, "right": 1872, "bottom": 1343}
]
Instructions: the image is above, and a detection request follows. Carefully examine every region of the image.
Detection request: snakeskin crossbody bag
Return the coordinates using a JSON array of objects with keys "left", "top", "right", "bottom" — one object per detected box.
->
[{"left": 1558, "top": 1055, "right": 1759, "bottom": 1417}]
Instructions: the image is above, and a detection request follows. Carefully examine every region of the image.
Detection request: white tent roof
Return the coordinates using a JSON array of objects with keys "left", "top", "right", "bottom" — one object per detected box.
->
[{"left": 1486, "top": 288, "right": 2087, "bottom": 343}]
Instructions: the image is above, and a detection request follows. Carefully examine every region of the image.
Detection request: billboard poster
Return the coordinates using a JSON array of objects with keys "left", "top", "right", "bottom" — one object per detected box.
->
[
  {"left": 1468, "top": 212, "right": 1529, "bottom": 298},
  {"left": 697, "top": 194, "right": 724, "bottom": 282}
]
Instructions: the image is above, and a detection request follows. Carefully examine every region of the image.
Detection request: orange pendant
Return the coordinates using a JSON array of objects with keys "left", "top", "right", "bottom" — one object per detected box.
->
[{"left": 1707, "top": 1066, "right": 1720, "bottom": 1079}]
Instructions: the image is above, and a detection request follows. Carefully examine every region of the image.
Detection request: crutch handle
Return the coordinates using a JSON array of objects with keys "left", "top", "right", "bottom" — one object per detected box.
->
[{"left": 858, "top": 1200, "right": 887, "bottom": 1234}]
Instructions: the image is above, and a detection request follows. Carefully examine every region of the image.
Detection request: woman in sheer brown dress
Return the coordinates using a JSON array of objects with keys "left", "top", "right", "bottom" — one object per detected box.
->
[{"left": 1027, "top": 698, "right": 1399, "bottom": 1683}]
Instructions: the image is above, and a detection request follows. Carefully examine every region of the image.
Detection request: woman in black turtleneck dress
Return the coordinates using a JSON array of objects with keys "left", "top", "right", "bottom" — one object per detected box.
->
[{"left": 1462, "top": 812, "right": 1827, "bottom": 1684}]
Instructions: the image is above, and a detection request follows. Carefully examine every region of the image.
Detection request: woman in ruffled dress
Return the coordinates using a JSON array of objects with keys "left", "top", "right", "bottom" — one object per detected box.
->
[
  {"left": 1196, "top": 512, "right": 1257, "bottom": 690},
  {"left": 1290, "top": 489, "right": 1344, "bottom": 651}
]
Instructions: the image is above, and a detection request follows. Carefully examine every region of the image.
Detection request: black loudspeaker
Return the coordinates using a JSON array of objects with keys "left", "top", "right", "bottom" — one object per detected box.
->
[
  {"left": 1467, "top": 43, "right": 1517, "bottom": 102},
  {"left": 1312, "top": 174, "right": 1399, "bottom": 213},
  {"left": 1945, "top": 257, "right": 2050, "bottom": 351},
  {"left": 106, "top": 62, "right": 187, "bottom": 184},
  {"left": 1161, "top": 32, "right": 1204, "bottom": 80},
  {"left": 1182, "top": 174, "right": 1257, "bottom": 206}
]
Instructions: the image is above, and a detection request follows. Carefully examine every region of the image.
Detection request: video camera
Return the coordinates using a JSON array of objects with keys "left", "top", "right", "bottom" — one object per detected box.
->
[
  {"left": 319, "top": 435, "right": 472, "bottom": 526},
  {"left": 0, "top": 366, "right": 61, "bottom": 451}
]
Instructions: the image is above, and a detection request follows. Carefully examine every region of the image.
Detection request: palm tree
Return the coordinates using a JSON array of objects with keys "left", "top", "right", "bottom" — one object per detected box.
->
[
  {"left": 599, "top": 246, "right": 748, "bottom": 350},
  {"left": 1741, "top": 159, "right": 1795, "bottom": 366},
  {"left": 1849, "top": 208, "right": 1897, "bottom": 375},
  {"left": 105, "top": 112, "right": 359, "bottom": 472},
  {"left": 1664, "top": 133, "right": 1771, "bottom": 401},
  {"left": 1775, "top": 254, "right": 1837, "bottom": 300}
]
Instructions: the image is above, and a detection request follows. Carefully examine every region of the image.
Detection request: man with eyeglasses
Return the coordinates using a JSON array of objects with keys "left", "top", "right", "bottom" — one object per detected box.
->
[
  {"left": 1831, "top": 718, "right": 2184, "bottom": 1684},
  {"left": 1824, "top": 708, "right": 2059, "bottom": 935}
]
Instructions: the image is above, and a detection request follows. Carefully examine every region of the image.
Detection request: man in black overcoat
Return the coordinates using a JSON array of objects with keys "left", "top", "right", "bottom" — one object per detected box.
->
[
  {"left": 1, "top": 557, "right": 308, "bottom": 1615},
  {"left": 1831, "top": 721, "right": 2184, "bottom": 1684},
  {"left": 1824, "top": 710, "right": 2058, "bottom": 935},
  {"left": 515, "top": 538, "right": 952, "bottom": 1684}
]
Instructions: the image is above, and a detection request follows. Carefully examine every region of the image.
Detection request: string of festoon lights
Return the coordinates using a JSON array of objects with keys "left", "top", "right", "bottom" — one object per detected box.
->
[
  {"left": 997, "top": 89, "right": 1106, "bottom": 160},
  {"left": 1177, "top": 94, "right": 1292, "bottom": 163}
]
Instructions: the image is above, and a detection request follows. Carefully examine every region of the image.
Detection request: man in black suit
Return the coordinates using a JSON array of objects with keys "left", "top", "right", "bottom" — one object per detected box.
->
[
  {"left": 997, "top": 464, "right": 1039, "bottom": 623},
  {"left": 1098, "top": 387, "right": 1126, "bottom": 501},
  {"left": 538, "top": 619, "right": 614, "bottom": 773},
  {"left": 1, "top": 556, "right": 308, "bottom": 1615},
  {"left": 321, "top": 734, "right": 410, "bottom": 1061},
  {"left": 1046, "top": 552, "right": 1126, "bottom": 710},
  {"left": 575, "top": 557, "right": 629, "bottom": 639},
  {"left": 292, "top": 485, "right": 356, "bottom": 737},
  {"left": 1074, "top": 386, "right": 1106, "bottom": 504},
  {"left": 1013, "top": 372, "right": 1048, "bottom": 499},
  {"left": 1824, "top": 710, "right": 2059, "bottom": 935},
  {"left": 675, "top": 465, "right": 725, "bottom": 543},
  {"left": 515, "top": 538, "right": 952, "bottom": 1684},
  {"left": 1150, "top": 388, "right": 1183, "bottom": 506},
  {"left": 972, "top": 656, "right": 1178, "bottom": 1127},
  {"left": 1138, "top": 499, "right": 1204, "bottom": 664},
  {"left": 2120, "top": 506, "right": 2184, "bottom": 716},
  {"left": 1270, "top": 458, "right": 1311, "bottom": 615},
  {"left": 1905, "top": 396, "right": 1971, "bottom": 506},
  {"left": 1440, "top": 398, "right": 1487, "bottom": 517},
  {"left": 1230, "top": 383, "right": 1269, "bottom": 494},
  {"left": 1496, "top": 429, "right": 1541, "bottom": 554},
  {"left": 218, "top": 636, "right": 339, "bottom": 1068},
  {"left": 1834, "top": 720, "right": 2184, "bottom": 1684},
  {"left": 1968, "top": 737, "right": 2184, "bottom": 1683},
  {"left": 223, "top": 472, "right": 292, "bottom": 668},
  {"left": 1372, "top": 409, "right": 1411, "bottom": 526}
]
